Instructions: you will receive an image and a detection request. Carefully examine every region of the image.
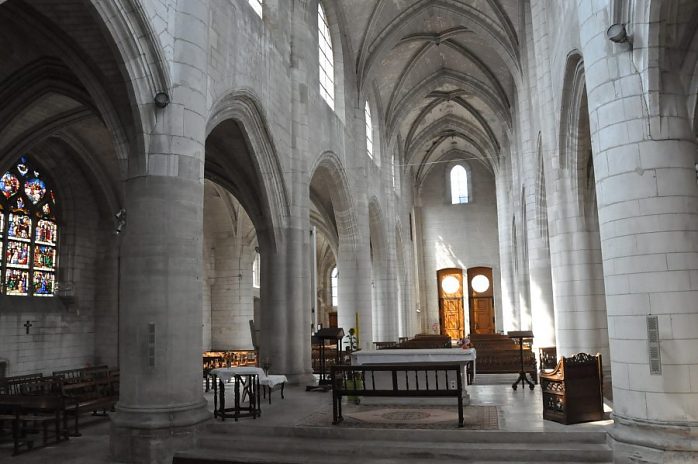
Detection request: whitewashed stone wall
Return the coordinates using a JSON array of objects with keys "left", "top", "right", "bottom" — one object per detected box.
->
[{"left": 417, "top": 159, "right": 502, "bottom": 334}]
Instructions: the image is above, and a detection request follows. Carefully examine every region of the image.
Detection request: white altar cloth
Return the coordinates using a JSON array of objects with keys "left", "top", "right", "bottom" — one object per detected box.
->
[
  {"left": 351, "top": 347, "right": 476, "bottom": 375},
  {"left": 350, "top": 348, "right": 476, "bottom": 404}
]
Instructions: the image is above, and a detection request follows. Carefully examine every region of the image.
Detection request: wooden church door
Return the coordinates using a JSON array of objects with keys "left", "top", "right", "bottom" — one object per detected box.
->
[
  {"left": 467, "top": 267, "right": 495, "bottom": 334},
  {"left": 437, "top": 268, "right": 464, "bottom": 341}
]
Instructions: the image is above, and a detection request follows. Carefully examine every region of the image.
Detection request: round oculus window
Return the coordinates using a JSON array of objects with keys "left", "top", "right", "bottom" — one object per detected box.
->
[
  {"left": 471, "top": 275, "right": 490, "bottom": 293},
  {"left": 441, "top": 275, "right": 460, "bottom": 294}
]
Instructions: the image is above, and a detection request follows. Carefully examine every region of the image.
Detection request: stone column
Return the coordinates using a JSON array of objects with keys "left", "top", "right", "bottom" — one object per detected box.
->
[
  {"left": 547, "top": 174, "right": 609, "bottom": 361},
  {"left": 210, "top": 237, "right": 254, "bottom": 350},
  {"left": 110, "top": 2, "right": 209, "bottom": 462},
  {"left": 577, "top": 3, "right": 698, "bottom": 461},
  {"left": 111, "top": 173, "right": 209, "bottom": 463},
  {"left": 258, "top": 224, "right": 312, "bottom": 384},
  {"left": 495, "top": 171, "right": 517, "bottom": 331}
]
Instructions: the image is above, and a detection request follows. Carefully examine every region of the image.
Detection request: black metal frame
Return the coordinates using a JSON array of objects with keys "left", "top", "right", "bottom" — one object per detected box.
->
[{"left": 212, "top": 373, "right": 260, "bottom": 422}]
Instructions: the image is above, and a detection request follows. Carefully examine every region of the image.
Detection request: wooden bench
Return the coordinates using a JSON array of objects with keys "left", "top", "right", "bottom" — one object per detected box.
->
[
  {"left": 393, "top": 334, "right": 451, "bottom": 349},
  {"left": 55, "top": 367, "right": 118, "bottom": 436},
  {"left": 330, "top": 363, "right": 464, "bottom": 427},
  {"left": 0, "top": 376, "right": 72, "bottom": 455},
  {"left": 0, "top": 373, "right": 44, "bottom": 395},
  {"left": 470, "top": 334, "right": 537, "bottom": 382}
]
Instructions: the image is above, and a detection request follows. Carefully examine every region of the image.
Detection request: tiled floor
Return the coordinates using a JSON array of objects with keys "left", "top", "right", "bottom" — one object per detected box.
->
[{"left": 0, "top": 374, "right": 613, "bottom": 463}]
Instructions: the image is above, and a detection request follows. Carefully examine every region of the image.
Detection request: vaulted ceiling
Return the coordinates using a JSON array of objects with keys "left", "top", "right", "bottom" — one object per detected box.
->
[{"left": 337, "top": 0, "right": 523, "bottom": 182}]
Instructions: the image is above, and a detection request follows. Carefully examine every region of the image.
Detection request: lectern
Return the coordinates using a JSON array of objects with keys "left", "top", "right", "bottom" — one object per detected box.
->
[
  {"left": 312, "top": 327, "right": 345, "bottom": 385},
  {"left": 507, "top": 330, "right": 535, "bottom": 390}
]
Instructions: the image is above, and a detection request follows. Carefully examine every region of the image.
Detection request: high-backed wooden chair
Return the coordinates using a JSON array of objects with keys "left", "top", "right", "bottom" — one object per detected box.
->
[{"left": 540, "top": 353, "right": 604, "bottom": 424}]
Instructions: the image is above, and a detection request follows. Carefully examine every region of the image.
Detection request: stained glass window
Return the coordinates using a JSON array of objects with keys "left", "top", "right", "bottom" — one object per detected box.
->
[
  {"left": 318, "top": 2, "right": 334, "bottom": 109},
  {"left": 0, "top": 156, "right": 58, "bottom": 297}
]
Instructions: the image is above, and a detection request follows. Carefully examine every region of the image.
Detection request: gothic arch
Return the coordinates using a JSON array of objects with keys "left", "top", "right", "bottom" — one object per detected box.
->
[
  {"left": 206, "top": 89, "right": 291, "bottom": 252},
  {"left": 1, "top": 0, "right": 170, "bottom": 177},
  {"left": 309, "top": 151, "right": 359, "bottom": 251}
]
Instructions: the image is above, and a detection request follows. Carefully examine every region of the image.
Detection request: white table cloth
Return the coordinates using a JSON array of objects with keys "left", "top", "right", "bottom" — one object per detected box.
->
[
  {"left": 351, "top": 348, "right": 476, "bottom": 371},
  {"left": 350, "top": 348, "right": 476, "bottom": 403}
]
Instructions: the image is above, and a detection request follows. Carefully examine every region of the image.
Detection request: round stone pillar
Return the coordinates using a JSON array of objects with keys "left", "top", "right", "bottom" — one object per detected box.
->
[
  {"left": 211, "top": 237, "right": 254, "bottom": 350},
  {"left": 258, "top": 226, "right": 313, "bottom": 384},
  {"left": 577, "top": 3, "right": 698, "bottom": 461},
  {"left": 110, "top": 2, "right": 210, "bottom": 461},
  {"left": 110, "top": 174, "right": 209, "bottom": 463},
  {"left": 547, "top": 178, "right": 610, "bottom": 362}
]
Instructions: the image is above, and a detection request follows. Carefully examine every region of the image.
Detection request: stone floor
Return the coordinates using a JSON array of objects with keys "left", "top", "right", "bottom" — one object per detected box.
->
[{"left": 0, "top": 374, "right": 613, "bottom": 463}]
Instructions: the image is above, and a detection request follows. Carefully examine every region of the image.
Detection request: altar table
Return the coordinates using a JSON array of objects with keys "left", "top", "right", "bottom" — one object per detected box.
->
[{"left": 350, "top": 348, "right": 476, "bottom": 404}]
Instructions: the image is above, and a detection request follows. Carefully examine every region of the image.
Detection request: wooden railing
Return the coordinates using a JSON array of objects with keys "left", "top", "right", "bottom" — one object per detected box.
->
[{"left": 330, "top": 363, "right": 464, "bottom": 427}]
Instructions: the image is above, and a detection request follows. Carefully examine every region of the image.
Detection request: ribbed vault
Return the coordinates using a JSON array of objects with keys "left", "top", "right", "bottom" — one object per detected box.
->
[{"left": 337, "top": 0, "right": 521, "bottom": 180}]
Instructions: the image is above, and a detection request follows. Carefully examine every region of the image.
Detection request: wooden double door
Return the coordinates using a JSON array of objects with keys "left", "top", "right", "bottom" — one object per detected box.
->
[{"left": 437, "top": 267, "right": 495, "bottom": 340}]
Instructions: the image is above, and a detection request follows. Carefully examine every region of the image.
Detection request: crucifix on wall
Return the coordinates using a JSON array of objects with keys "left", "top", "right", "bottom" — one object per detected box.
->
[{"left": 23, "top": 320, "right": 33, "bottom": 334}]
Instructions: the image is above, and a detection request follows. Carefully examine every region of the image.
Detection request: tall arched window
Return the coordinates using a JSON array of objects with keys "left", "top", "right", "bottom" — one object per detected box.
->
[
  {"left": 365, "top": 101, "right": 373, "bottom": 158},
  {"left": 318, "top": 3, "right": 334, "bottom": 109},
  {"left": 330, "top": 266, "right": 338, "bottom": 306},
  {"left": 0, "top": 156, "right": 58, "bottom": 296},
  {"left": 450, "top": 164, "right": 469, "bottom": 204},
  {"left": 248, "top": 0, "right": 263, "bottom": 17}
]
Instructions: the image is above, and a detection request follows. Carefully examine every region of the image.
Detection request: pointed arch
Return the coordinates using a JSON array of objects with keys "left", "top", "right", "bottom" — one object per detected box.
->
[
  {"left": 207, "top": 90, "right": 291, "bottom": 252},
  {"left": 309, "top": 151, "right": 359, "bottom": 251}
]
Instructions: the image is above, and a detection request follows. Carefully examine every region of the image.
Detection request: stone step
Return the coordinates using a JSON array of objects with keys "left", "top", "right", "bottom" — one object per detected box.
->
[
  {"left": 175, "top": 448, "right": 613, "bottom": 464},
  {"left": 175, "top": 424, "right": 613, "bottom": 463},
  {"left": 203, "top": 421, "right": 609, "bottom": 444}
]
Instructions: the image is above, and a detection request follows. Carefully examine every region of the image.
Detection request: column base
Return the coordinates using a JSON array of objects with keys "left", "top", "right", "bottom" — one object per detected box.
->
[
  {"left": 286, "top": 371, "right": 317, "bottom": 386},
  {"left": 609, "top": 414, "right": 698, "bottom": 463},
  {"left": 110, "top": 400, "right": 210, "bottom": 464}
]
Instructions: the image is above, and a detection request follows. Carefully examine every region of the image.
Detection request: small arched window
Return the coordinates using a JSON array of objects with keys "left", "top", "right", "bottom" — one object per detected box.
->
[
  {"left": 0, "top": 156, "right": 58, "bottom": 296},
  {"left": 318, "top": 3, "right": 334, "bottom": 109},
  {"left": 330, "top": 266, "right": 338, "bottom": 306},
  {"left": 365, "top": 101, "right": 373, "bottom": 158},
  {"left": 252, "top": 251, "right": 260, "bottom": 288},
  {"left": 248, "top": 0, "right": 262, "bottom": 17},
  {"left": 391, "top": 153, "right": 396, "bottom": 189},
  {"left": 450, "top": 165, "right": 469, "bottom": 204}
]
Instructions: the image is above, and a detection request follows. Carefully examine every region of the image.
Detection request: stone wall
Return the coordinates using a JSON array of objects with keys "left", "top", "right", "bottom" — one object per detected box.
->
[{"left": 417, "top": 159, "right": 502, "bottom": 334}]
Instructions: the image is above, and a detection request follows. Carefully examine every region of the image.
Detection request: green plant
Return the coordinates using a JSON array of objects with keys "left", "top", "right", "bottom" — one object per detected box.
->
[
  {"left": 346, "top": 372, "right": 363, "bottom": 405},
  {"left": 345, "top": 328, "right": 358, "bottom": 352}
]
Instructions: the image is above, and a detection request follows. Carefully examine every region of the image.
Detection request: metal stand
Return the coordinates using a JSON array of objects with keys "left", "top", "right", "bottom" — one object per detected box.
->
[
  {"left": 307, "top": 328, "right": 345, "bottom": 391},
  {"left": 508, "top": 331, "right": 535, "bottom": 390}
]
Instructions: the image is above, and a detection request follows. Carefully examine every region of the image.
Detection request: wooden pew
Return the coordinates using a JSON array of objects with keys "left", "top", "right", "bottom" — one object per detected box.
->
[
  {"left": 54, "top": 367, "right": 118, "bottom": 436},
  {"left": 470, "top": 333, "right": 538, "bottom": 382},
  {"left": 0, "top": 376, "right": 72, "bottom": 455}
]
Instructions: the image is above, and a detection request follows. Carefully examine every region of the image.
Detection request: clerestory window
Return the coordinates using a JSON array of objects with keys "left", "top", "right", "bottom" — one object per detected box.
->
[
  {"left": 365, "top": 101, "right": 373, "bottom": 158},
  {"left": 318, "top": 3, "right": 335, "bottom": 109},
  {"left": 248, "top": 0, "right": 262, "bottom": 18},
  {"left": 330, "top": 266, "right": 338, "bottom": 306},
  {"left": 0, "top": 156, "right": 58, "bottom": 296},
  {"left": 450, "top": 164, "right": 469, "bottom": 204},
  {"left": 252, "top": 251, "right": 260, "bottom": 288}
]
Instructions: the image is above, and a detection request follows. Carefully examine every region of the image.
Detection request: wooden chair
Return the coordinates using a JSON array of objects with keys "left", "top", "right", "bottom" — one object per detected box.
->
[{"left": 540, "top": 353, "right": 604, "bottom": 424}]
